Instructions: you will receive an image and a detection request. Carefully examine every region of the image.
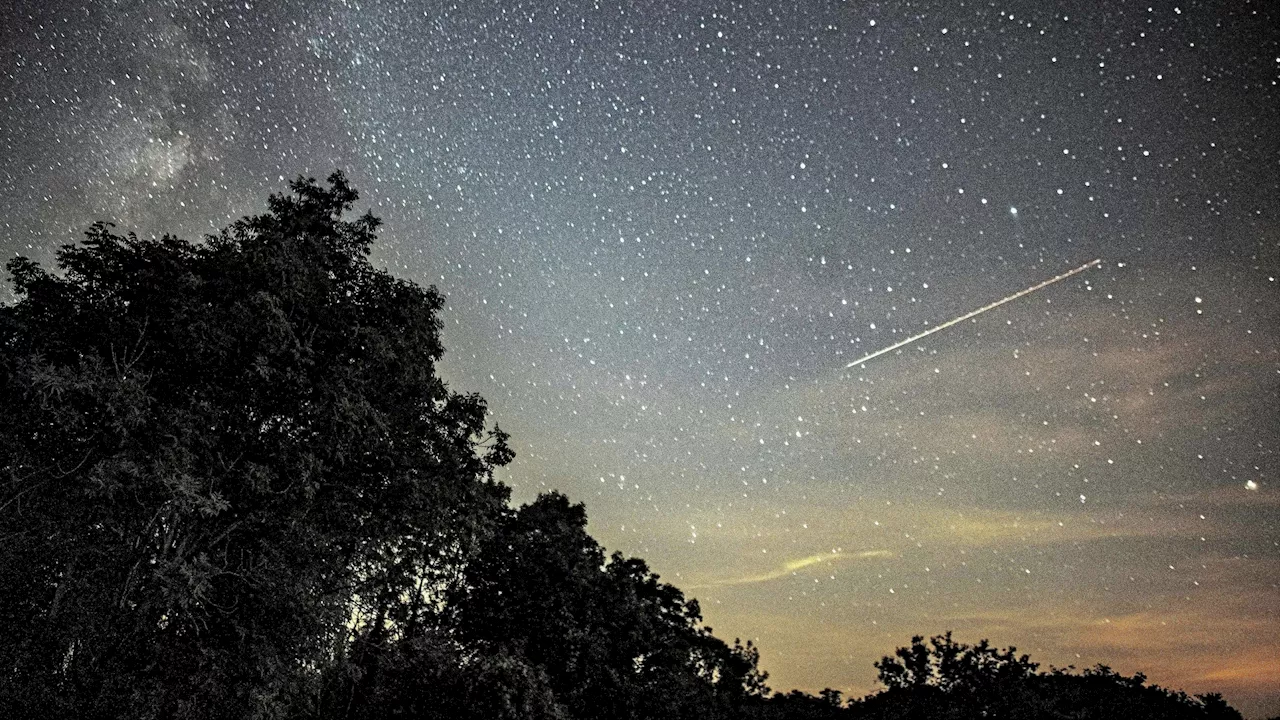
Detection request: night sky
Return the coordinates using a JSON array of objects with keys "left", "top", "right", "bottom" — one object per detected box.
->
[{"left": 3, "top": 0, "right": 1278, "bottom": 715}]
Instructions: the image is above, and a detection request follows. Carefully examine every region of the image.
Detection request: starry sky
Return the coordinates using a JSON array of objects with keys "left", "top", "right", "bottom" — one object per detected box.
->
[{"left": 2, "top": 0, "right": 1278, "bottom": 715}]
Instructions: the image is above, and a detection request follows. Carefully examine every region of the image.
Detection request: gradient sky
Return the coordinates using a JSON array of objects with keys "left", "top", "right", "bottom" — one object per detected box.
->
[{"left": 2, "top": 0, "right": 1277, "bottom": 716}]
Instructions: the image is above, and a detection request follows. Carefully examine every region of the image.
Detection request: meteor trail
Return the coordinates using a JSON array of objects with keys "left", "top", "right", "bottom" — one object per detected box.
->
[{"left": 846, "top": 259, "right": 1102, "bottom": 369}]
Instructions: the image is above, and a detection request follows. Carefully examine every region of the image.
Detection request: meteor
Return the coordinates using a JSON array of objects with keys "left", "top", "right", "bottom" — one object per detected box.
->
[{"left": 846, "top": 259, "right": 1102, "bottom": 369}]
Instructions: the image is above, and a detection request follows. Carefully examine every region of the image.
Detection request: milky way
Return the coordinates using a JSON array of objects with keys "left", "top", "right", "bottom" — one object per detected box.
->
[{"left": 2, "top": 1, "right": 1277, "bottom": 714}]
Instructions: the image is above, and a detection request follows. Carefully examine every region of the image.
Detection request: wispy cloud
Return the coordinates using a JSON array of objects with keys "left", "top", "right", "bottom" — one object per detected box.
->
[{"left": 687, "top": 549, "right": 893, "bottom": 589}]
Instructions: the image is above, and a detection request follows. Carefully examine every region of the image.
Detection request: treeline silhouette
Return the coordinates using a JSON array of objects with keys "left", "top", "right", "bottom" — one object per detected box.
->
[{"left": 0, "top": 174, "right": 1248, "bottom": 719}]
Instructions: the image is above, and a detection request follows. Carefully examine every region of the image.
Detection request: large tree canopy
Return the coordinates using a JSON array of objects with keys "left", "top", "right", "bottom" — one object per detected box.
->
[{"left": 0, "top": 172, "right": 511, "bottom": 718}]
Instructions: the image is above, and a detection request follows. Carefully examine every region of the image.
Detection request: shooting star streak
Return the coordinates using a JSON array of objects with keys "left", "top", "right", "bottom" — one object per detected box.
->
[{"left": 846, "top": 259, "right": 1102, "bottom": 369}]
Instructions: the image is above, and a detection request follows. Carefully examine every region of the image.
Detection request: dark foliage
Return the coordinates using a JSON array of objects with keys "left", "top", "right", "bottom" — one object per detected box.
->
[
  {"left": 451, "top": 492, "right": 769, "bottom": 719},
  {"left": 0, "top": 173, "right": 511, "bottom": 718},
  {"left": 326, "top": 491, "right": 769, "bottom": 720},
  {"left": 0, "top": 175, "right": 1246, "bottom": 720},
  {"left": 845, "top": 633, "right": 1244, "bottom": 720}
]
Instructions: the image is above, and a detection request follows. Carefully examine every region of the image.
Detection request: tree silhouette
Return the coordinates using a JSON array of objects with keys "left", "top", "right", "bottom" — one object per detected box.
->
[
  {"left": 448, "top": 492, "right": 769, "bottom": 720},
  {"left": 0, "top": 172, "right": 511, "bottom": 718},
  {"left": 852, "top": 633, "right": 1245, "bottom": 720}
]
